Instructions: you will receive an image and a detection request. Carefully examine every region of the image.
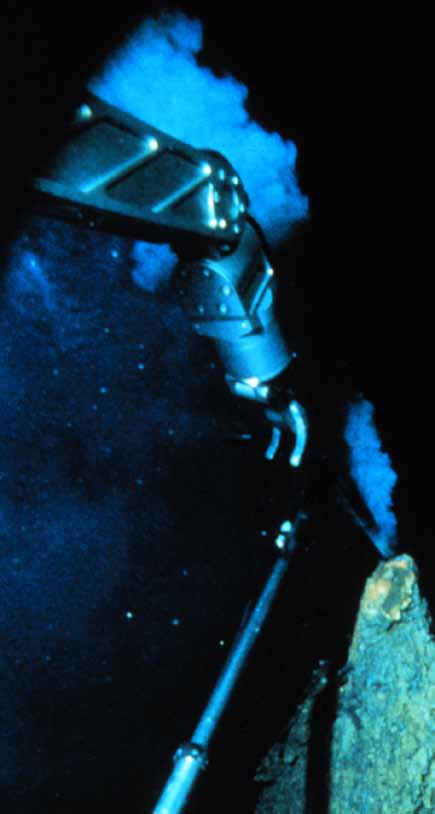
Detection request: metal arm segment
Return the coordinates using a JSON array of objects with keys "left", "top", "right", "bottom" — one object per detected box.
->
[
  {"left": 152, "top": 515, "right": 304, "bottom": 814},
  {"left": 32, "top": 93, "right": 248, "bottom": 253},
  {"left": 173, "top": 217, "right": 291, "bottom": 382},
  {"left": 30, "top": 92, "right": 306, "bottom": 465}
]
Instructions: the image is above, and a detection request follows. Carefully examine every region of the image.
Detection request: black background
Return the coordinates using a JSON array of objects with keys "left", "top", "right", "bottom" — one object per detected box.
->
[{"left": 1, "top": 3, "right": 434, "bottom": 812}]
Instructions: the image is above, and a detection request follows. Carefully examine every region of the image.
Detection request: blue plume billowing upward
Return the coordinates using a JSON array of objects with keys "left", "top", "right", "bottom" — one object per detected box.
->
[
  {"left": 344, "top": 399, "right": 398, "bottom": 557},
  {"left": 0, "top": 13, "right": 309, "bottom": 793},
  {"left": 89, "top": 12, "right": 309, "bottom": 291}
]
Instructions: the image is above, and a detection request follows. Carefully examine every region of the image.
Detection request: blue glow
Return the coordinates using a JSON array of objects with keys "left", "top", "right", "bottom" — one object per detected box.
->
[
  {"left": 344, "top": 399, "right": 398, "bottom": 557},
  {"left": 131, "top": 241, "right": 178, "bottom": 294},
  {"left": 265, "top": 426, "right": 282, "bottom": 461},
  {"left": 8, "top": 249, "right": 56, "bottom": 313},
  {"left": 288, "top": 401, "right": 308, "bottom": 467},
  {"left": 0, "top": 14, "right": 309, "bottom": 794},
  {"left": 0, "top": 215, "right": 210, "bottom": 790},
  {"left": 89, "top": 11, "right": 309, "bottom": 290}
]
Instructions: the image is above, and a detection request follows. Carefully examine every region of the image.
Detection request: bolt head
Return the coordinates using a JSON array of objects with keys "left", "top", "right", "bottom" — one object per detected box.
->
[
  {"left": 78, "top": 103, "right": 93, "bottom": 120},
  {"left": 146, "top": 136, "right": 159, "bottom": 151}
]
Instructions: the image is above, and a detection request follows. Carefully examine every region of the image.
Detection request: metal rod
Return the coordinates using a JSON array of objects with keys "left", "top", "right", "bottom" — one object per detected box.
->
[
  {"left": 191, "top": 555, "right": 288, "bottom": 748},
  {"left": 152, "top": 522, "right": 300, "bottom": 814}
]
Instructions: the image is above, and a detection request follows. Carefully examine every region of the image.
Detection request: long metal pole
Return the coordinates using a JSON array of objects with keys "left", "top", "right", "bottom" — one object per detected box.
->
[{"left": 152, "top": 520, "right": 301, "bottom": 814}]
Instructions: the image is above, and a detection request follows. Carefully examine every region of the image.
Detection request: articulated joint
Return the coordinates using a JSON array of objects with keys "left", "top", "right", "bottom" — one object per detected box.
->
[
  {"left": 274, "top": 511, "right": 307, "bottom": 557},
  {"left": 174, "top": 218, "right": 291, "bottom": 382},
  {"left": 173, "top": 742, "right": 208, "bottom": 771},
  {"left": 226, "top": 372, "right": 309, "bottom": 468}
]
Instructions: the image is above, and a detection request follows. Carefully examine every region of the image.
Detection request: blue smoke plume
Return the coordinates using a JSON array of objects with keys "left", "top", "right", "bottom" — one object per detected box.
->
[
  {"left": 344, "top": 399, "right": 398, "bottom": 557},
  {"left": 0, "top": 12, "right": 308, "bottom": 796},
  {"left": 89, "top": 11, "right": 309, "bottom": 290}
]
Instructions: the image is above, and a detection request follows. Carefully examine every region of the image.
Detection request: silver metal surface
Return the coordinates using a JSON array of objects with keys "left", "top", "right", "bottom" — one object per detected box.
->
[
  {"left": 32, "top": 93, "right": 248, "bottom": 249},
  {"left": 152, "top": 530, "right": 300, "bottom": 814},
  {"left": 152, "top": 747, "right": 205, "bottom": 814},
  {"left": 191, "top": 554, "right": 289, "bottom": 748},
  {"left": 175, "top": 219, "right": 292, "bottom": 381}
]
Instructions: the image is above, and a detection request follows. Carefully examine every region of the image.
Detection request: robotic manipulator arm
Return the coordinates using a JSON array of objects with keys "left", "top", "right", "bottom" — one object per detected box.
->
[{"left": 32, "top": 94, "right": 308, "bottom": 468}]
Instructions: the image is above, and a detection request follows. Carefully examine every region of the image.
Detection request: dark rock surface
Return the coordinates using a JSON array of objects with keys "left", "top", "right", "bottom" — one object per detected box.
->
[{"left": 255, "top": 554, "right": 435, "bottom": 813}]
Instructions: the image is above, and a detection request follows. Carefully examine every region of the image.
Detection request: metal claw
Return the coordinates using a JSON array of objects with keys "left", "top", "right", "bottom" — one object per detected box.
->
[{"left": 287, "top": 400, "right": 308, "bottom": 468}]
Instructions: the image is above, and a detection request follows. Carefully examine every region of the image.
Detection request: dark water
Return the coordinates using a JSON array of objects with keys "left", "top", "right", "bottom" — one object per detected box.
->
[{"left": 1, "top": 4, "right": 434, "bottom": 813}]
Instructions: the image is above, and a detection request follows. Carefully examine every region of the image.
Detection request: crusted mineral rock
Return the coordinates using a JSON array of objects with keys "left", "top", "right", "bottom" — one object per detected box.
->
[
  {"left": 254, "top": 663, "right": 329, "bottom": 814},
  {"left": 255, "top": 554, "right": 435, "bottom": 814}
]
